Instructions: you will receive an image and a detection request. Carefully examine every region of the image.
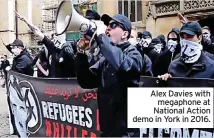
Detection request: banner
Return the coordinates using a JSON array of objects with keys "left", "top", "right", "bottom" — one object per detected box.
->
[
  {"left": 7, "top": 71, "right": 99, "bottom": 137},
  {"left": 6, "top": 71, "right": 214, "bottom": 137}
]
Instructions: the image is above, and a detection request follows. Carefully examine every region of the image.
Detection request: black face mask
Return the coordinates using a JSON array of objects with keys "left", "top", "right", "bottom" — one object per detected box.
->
[{"left": 168, "top": 38, "right": 178, "bottom": 41}]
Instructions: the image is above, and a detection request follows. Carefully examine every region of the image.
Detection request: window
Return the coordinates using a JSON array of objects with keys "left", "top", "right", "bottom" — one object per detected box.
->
[{"left": 118, "top": 0, "right": 142, "bottom": 22}]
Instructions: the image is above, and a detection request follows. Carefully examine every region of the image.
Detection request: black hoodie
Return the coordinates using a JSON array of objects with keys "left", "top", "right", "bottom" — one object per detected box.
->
[
  {"left": 153, "top": 28, "right": 181, "bottom": 76},
  {"left": 143, "top": 38, "right": 161, "bottom": 64}
]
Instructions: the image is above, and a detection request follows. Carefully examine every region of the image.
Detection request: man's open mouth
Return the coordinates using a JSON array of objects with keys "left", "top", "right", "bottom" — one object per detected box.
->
[{"left": 106, "top": 32, "right": 110, "bottom": 37}]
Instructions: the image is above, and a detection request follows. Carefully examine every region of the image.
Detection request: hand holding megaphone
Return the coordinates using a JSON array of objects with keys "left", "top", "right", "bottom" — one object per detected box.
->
[
  {"left": 93, "top": 21, "right": 107, "bottom": 36},
  {"left": 77, "top": 37, "right": 90, "bottom": 53},
  {"left": 76, "top": 21, "right": 107, "bottom": 53}
]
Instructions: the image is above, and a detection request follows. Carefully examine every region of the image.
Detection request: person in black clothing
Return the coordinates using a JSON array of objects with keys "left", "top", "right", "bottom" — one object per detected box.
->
[
  {"left": 201, "top": 26, "right": 214, "bottom": 55},
  {"left": 1, "top": 55, "right": 10, "bottom": 87},
  {"left": 159, "top": 21, "right": 214, "bottom": 81},
  {"left": 138, "top": 31, "right": 152, "bottom": 48},
  {"left": 5, "top": 39, "right": 34, "bottom": 138},
  {"left": 37, "top": 47, "right": 49, "bottom": 77},
  {"left": 157, "top": 34, "right": 167, "bottom": 52},
  {"left": 76, "top": 14, "right": 143, "bottom": 137},
  {"left": 129, "top": 26, "right": 153, "bottom": 76},
  {"left": 6, "top": 39, "right": 34, "bottom": 76},
  {"left": 153, "top": 28, "right": 181, "bottom": 76},
  {"left": 38, "top": 33, "right": 76, "bottom": 78},
  {"left": 31, "top": 46, "right": 49, "bottom": 77},
  {"left": 143, "top": 38, "right": 161, "bottom": 64},
  {"left": 15, "top": 12, "right": 76, "bottom": 78}
]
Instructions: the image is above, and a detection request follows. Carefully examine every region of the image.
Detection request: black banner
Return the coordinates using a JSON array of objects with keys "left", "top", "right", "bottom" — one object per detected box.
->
[
  {"left": 6, "top": 71, "right": 214, "bottom": 137},
  {"left": 7, "top": 71, "right": 99, "bottom": 137}
]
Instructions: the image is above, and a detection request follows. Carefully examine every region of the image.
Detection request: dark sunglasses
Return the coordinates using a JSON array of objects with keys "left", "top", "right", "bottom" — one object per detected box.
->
[
  {"left": 109, "top": 22, "right": 124, "bottom": 30},
  {"left": 203, "top": 32, "right": 209, "bottom": 35},
  {"left": 168, "top": 38, "right": 178, "bottom": 41}
]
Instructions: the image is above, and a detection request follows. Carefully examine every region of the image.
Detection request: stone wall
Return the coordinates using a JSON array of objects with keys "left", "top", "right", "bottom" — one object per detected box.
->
[{"left": 0, "top": 0, "right": 42, "bottom": 54}]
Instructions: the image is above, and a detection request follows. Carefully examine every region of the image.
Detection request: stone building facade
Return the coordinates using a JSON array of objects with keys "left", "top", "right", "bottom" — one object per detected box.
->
[
  {"left": 1, "top": 0, "right": 213, "bottom": 55},
  {"left": 0, "top": 0, "right": 42, "bottom": 55},
  {"left": 146, "top": 0, "right": 214, "bottom": 37}
]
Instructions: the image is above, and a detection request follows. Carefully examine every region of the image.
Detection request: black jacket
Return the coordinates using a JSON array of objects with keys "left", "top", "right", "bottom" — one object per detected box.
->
[
  {"left": 1, "top": 60, "right": 10, "bottom": 73},
  {"left": 135, "top": 43, "right": 153, "bottom": 76},
  {"left": 142, "top": 54, "right": 153, "bottom": 76},
  {"left": 34, "top": 48, "right": 49, "bottom": 77},
  {"left": 168, "top": 52, "right": 214, "bottom": 78},
  {"left": 41, "top": 36, "right": 76, "bottom": 78},
  {"left": 153, "top": 29, "right": 181, "bottom": 76},
  {"left": 11, "top": 49, "right": 34, "bottom": 76},
  {"left": 75, "top": 34, "right": 143, "bottom": 137},
  {"left": 143, "top": 47, "right": 159, "bottom": 64},
  {"left": 202, "top": 36, "right": 214, "bottom": 54}
]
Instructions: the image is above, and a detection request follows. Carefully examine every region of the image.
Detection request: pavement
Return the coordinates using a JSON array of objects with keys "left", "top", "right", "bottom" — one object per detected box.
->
[{"left": 0, "top": 79, "right": 17, "bottom": 137}]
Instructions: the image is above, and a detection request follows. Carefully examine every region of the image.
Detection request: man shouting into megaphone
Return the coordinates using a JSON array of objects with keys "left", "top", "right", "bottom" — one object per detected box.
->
[{"left": 76, "top": 14, "right": 143, "bottom": 137}]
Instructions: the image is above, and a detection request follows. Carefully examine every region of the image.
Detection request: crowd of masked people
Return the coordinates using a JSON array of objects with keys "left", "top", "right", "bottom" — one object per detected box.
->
[{"left": 5, "top": 9, "right": 214, "bottom": 137}]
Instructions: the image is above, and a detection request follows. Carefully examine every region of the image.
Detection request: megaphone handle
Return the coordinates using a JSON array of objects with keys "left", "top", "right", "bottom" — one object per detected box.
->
[{"left": 89, "top": 30, "right": 98, "bottom": 50}]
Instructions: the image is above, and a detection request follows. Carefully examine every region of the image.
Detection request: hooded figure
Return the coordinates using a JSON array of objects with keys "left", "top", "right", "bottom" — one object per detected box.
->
[
  {"left": 153, "top": 28, "right": 181, "bottom": 76},
  {"left": 130, "top": 29, "right": 153, "bottom": 76},
  {"left": 143, "top": 38, "right": 161, "bottom": 64},
  {"left": 201, "top": 26, "right": 214, "bottom": 55},
  {"left": 37, "top": 32, "right": 76, "bottom": 78},
  {"left": 157, "top": 34, "right": 167, "bottom": 52},
  {"left": 137, "top": 31, "right": 152, "bottom": 48}
]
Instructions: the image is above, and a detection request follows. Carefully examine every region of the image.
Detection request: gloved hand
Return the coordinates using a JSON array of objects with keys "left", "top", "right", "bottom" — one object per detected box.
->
[
  {"left": 59, "top": 57, "right": 64, "bottom": 63},
  {"left": 94, "top": 21, "right": 107, "bottom": 36},
  {"left": 76, "top": 37, "right": 90, "bottom": 53}
]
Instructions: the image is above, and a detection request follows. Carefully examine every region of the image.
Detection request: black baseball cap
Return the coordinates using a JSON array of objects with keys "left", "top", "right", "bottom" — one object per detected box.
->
[
  {"left": 101, "top": 14, "right": 132, "bottom": 36},
  {"left": 180, "top": 21, "right": 202, "bottom": 36},
  {"left": 9, "top": 39, "right": 24, "bottom": 47},
  {"left": 142, "top": 31, "right": 152, "bottom": 38},
  {"left": 85, "top": 10, "right": 100, "bottom": 20}
]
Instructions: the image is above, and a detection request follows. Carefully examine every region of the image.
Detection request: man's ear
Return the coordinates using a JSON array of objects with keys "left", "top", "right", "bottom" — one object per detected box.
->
[
  {"left": 198, "top": 35, "right": 202, "bottom": 43},
  {"left": 122, "top": 31, "right": 129, "bottom": 39}
]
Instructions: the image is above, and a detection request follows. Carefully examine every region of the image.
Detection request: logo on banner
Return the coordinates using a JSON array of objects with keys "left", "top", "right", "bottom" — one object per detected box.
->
[
  {"left": 8, "top": 75, "right": 42, "bottom": 137},
  {"left": 52, "top": 34, "right": 66, "bottom": 49}
]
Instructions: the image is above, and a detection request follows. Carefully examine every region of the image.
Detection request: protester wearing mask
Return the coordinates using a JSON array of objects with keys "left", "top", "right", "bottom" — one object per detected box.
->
[
  {"left": 35, "top": 31, "right": 76, "bottom": 78},
  {"left": 76, "top": 14, "right": 143, "bottom": 137},
  {"left": 15, "top": 12, "right": 76, "bottom": 78},
  {"left": 174, "top": 26, "right": 214, "bottom": 61},
  {"left": 201, "top": 26, "right": 214, "bottom": 55},
  {"left": 157, "top": 34, "right": 167, "bottom": 52},
  {"left": 129, "top": 26, "right": 153, "bottom": 76},
  {"left": 159, "top": 21, "right": 214, "bottom": 80},
  {"left": 143, "top": 38, "right": 161, "bottom": 65},
  {"left": 138, "top": 31, "right": 152, "bottom": 48},
  {"left": 5, "top": 39, "right": 34, "bottom": 76},
  {"left": 153, "top": 28, "right": 181, "bottom": 77}
]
